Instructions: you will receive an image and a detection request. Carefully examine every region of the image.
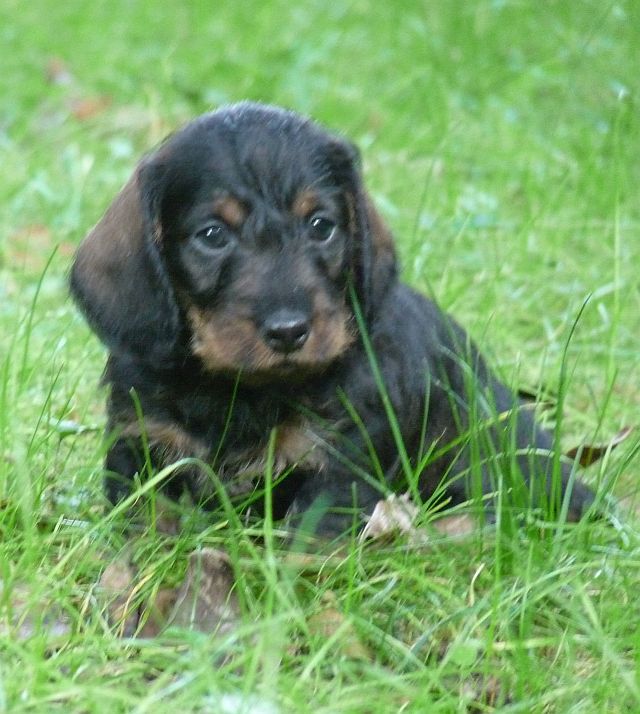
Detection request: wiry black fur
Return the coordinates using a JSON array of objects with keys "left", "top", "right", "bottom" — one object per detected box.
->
[{"left": 71, "top": 102, "right": 595, "bottom": 536}]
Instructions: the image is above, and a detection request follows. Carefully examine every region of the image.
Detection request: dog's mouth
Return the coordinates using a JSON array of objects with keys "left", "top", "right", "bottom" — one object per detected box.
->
[
  {"left": 271, "top": 357, "right": 303, "bottom": 373},
  {"left": 188, "top": 305, "right": 356, "bottom": 380},
  {"left": 232, "top": 351, "right": 334, "bottom": 386},
  {"left": 269, "top": 352, "right": 333, "bottom": 373}
]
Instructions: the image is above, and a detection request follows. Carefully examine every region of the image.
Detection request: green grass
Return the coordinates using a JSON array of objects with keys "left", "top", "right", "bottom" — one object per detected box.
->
[{"left": 1, "top": 0, "right": 640, "bottom": 711}]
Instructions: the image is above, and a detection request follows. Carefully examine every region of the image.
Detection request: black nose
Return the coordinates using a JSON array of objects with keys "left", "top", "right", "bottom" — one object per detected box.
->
[{"left": 262, "top": 309, "right": 310, "bottom": 354}]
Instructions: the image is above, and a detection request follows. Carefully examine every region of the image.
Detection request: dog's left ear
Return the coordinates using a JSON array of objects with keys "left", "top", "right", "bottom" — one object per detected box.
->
[
  {"left": 360, "top": 193, "right": 398, "bottom": 311},
  {"left": 327, "top": 137, "right": 397, "bottom": 317}
]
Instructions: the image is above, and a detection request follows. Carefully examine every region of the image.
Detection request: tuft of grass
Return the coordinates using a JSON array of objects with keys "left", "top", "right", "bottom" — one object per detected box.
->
[{"left": 1, "top": 0, "right": 639, "bottom": 711}]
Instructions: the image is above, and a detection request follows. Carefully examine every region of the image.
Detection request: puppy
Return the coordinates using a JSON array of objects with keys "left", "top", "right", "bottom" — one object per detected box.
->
[{"left": 71, "top": 102, "right": 595, "bottom": 536}]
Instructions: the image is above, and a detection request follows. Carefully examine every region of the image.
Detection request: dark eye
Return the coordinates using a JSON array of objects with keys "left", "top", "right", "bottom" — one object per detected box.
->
[
  {"left": 308, "top": 215, "right": 336, "bottom": 242},
  {"left": 193, "top": 222, "right": 231, "bottom": 250}
]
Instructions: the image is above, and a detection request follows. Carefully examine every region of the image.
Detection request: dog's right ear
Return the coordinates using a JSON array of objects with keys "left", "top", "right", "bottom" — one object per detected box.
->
[{"left": 70, "top": 161, "right": 182, "bottom": 363}]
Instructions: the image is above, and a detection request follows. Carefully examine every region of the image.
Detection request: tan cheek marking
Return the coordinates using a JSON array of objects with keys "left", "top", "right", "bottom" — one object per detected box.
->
[
  {"left": 291, "top": 188, "right": 320, "bottom": 218},
  {"left": 212, "top": 195, "right": 247, "bottom": 229},
  {"left": 188, "top": 306, "right": 280, "bottom": 374},
  {"left": 187, "top": 283, "right": 355, "bottom": 376},
  {"left": 296, "top": 290, "right": 356, "bottom": 366}
]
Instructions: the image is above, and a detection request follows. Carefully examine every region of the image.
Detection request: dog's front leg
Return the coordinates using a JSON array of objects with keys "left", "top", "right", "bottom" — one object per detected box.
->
[{"left": 104, "top": 419, "right": 210, "bottom": 513}]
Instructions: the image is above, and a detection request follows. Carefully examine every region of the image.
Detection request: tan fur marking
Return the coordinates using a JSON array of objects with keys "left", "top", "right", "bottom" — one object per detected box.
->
[
  {"left": 218, "top": 420, "right": 325, "bottom": 488},
  {"left": 274, "top": 421, "right": 325, "bottom": 472},
  {"left": 291, "top": 188, "right": 320, "bottom": 218},
  {"left": 121, "top": 419, "right": 208, "bottom": 464},
  {"left": 213, "top": 194, "right": 247, "bottom": 229}
]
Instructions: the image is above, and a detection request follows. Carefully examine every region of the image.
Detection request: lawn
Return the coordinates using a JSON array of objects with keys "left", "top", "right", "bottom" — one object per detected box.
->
[{"left": 1, "top": 0, "right": 639, "bottom": 711}]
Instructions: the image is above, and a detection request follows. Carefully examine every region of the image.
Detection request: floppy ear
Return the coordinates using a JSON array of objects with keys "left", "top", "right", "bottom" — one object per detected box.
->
[
  {"left": 70, "top": 163, "right": 182, "bottom": 362},
  {"left": 329, "top": 138, "right": 397, "bottom": 317},
  {"left": 346, "top": 190, "right": 399, "bottom": 321},
  {"left": 361, "top": 194, "right": 398, "bottom": 310}
]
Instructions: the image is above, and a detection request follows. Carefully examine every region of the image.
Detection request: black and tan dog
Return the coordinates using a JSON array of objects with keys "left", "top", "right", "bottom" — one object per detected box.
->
[{"left": 71, "top": 102, "right": 595, "bottom": 536}]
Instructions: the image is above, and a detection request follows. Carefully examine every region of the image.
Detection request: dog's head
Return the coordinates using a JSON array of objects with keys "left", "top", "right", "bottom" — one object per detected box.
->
[{"left": 71, "top": 102, "right": 397, "bottom": 380}]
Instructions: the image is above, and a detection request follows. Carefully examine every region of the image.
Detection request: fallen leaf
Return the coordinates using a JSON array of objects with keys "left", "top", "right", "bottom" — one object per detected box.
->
[
  {"left": 45, "top": 57, "right": 75, "bottom": 85},
  {"left": 95, "top": 548, "right": 240, "bottom": 639},
  {"left": 168, "top": 548, "right": 240, "bottom": 636},
  {"left": 307, "top": 591, "right": 371, "bottom": 661},
  {"left": 137, "top": 587, "right": 178, "bottom": 638},
  {"left": 431, "top": 513, "right": 477, "bottom": 537},
  {"left": 566, "top": 426, "right": 634, "bottom": 467},
  {"left": 359, "top": 492, "right": 420, "bottom": 542},
  {"left": 97, "top": 557, "right": 139, "bottom": 637},
  {"left": 69, "top": 95, "right": 111, "bottom": 121},
  {"left": 0, "top": 578, "right": 72, "bottom": 641},
  {"left": 460, "top": 673, "right": 510, "bottom": 710},
  {"left": 280, "top": 551, "right": 349, "bottom": 573}
]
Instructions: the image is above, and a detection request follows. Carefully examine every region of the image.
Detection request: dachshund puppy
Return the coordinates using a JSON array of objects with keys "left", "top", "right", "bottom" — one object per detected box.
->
[{"left": 71, "top": 102, "right": 595, "bottom": 536}]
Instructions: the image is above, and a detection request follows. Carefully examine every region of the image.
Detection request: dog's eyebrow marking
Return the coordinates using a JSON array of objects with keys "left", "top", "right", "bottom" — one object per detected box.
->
[
  {"left": 212, "top": 194, "right": 247, "bottom": 229},
  {"left": 291, "top": 188, "right": 321, "bottom": 218}
]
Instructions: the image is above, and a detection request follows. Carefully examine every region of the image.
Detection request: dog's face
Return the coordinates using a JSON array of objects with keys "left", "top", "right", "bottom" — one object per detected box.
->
[
  {"left": 71, "top": 103, "right": 396, "bottom": 380},
  {"left": 155, "top": 109, "right": 360, "bottom": 378}
]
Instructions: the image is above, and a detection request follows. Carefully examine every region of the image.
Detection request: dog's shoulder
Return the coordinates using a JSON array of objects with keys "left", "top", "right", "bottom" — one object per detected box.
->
[{"left": 370, "top": 283, "right": 457, "bottom": 352}]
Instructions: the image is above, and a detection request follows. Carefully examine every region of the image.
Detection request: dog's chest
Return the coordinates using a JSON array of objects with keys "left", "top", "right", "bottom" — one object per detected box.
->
[
  {"left": 213, "top": 419, "right": 324, "bottom": 499},
  {"left": 178, "top": 386, "right": 325, "bottom": 499}
]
